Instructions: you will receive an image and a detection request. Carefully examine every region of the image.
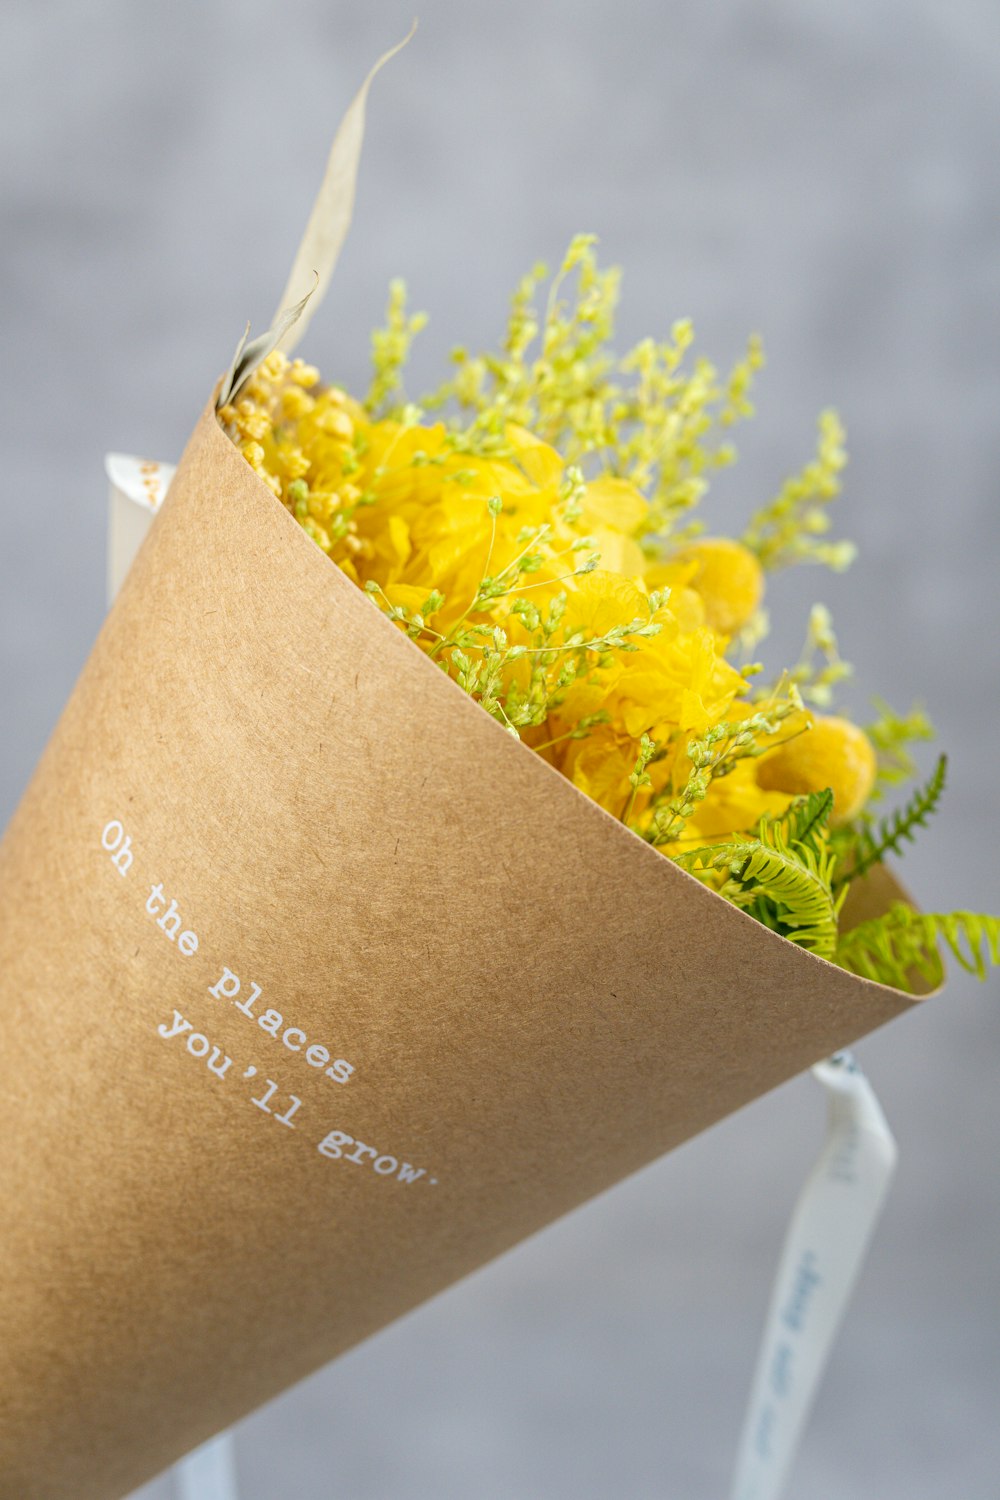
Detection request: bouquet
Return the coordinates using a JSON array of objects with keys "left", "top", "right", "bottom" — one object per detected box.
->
[{"left": 0, "top": 38, "right": 995, "bottom": 1500}]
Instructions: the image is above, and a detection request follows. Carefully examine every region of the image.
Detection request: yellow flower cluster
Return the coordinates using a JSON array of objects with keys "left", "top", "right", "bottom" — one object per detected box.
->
[
  {"left": 220, "top": 342, "right": 874, "bottom": 855},
  {"left": 214, "top": 238, "right": 996, "bottom": 989}
]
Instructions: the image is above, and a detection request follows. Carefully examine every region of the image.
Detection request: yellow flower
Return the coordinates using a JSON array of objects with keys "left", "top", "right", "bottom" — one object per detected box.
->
[
  {"left": 560, "top": 570, "right": 648, "bottom": 639},
  {"left": 686, "top": 758, "right": 793, "bottom": 841},
  {"left": 669, "top": 537, "right": 765, "bottom": 638},
  {"left": 560, "top": 727, "right": 638, "bottom": 815},
  {"left": 581, "top": 476, "right": 648, "bottom": 534},
  {"left": 611, "top": 625, "right": 744, "bottom": 739},
  {"left": 224, "top": 343, "right": 865, "bottom": 860},
  {"left": 756, "top": 714, "right": 877, "bottom": 824}
]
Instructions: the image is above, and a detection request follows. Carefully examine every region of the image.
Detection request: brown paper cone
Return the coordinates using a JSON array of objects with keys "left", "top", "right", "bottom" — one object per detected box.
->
[{"left": 0, "top": 396, "right": 924, "bottom": 1499}]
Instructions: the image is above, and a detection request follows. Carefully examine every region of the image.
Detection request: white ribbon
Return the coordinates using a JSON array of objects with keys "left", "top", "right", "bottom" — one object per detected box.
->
[
  {"left": 729, "top": 1050, "right": 898, "bottom": 1500},
  {"left": 171, "top": 1435, "right": 240, "bottom": 1500},
  {"left": 109, "top": 462, "right": 897, "bottom": 1500}
]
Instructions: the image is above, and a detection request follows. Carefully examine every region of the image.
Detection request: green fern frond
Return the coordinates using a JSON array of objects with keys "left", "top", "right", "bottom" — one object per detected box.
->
[
  {"left": 836, "top": 903, "right": 1000, "bottom": 990},
  {"left": 835, "top": 754, "right": 947, "bottom": 890},
  {"left": 737, "top": 836, "right": 840, "bottom": 958},
  {"left": 769, "top": 788, "right": 834, "bottom": 858},
  {"left": 679, "top": 810, "right": 839, "bottom": 959}
]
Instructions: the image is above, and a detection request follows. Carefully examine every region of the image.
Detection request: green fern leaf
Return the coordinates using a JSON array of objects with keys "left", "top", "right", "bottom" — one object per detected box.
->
[
  {"left": 766, "top": 788, "right": 834, "bottom": 857},
  {"left": 679, "top": 820, "right": 839, "bottom": 959},
  {"left": 740, "top": 827, "right": 839, "bottom": 958},
  {"left": 836, "top": 755, "right": 947, "bottom": 890},
  {"left": 836, "top": 903, "right": 1000, "bottom": 990}
]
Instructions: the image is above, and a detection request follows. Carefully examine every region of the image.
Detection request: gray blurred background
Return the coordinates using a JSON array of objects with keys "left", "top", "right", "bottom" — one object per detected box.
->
[{"left": 2, "top": 2, "right": 998, "bottom": 1496}]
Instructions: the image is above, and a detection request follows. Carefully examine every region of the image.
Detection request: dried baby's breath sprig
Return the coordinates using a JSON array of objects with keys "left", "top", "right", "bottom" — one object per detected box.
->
[
  {"left": 361, "top": 491, "right": 668, "bottom": 743},
  {"left": 645, "top": 691, "right": 803, "bottom": 847},
  {"left": 743, "top": 410, "right": 856, "bottom": 573},
  {"left": 624, "top": 733, "right": 660, "bottom": 828},
  {"left": 780, "top": 603, "right": 853, "bottom": 708},
  {"left": 423, "top": 236, "right": 759, "bottom": 538},
  {"left": 366, "top": 279, "right": 428, "bottom": 419}
]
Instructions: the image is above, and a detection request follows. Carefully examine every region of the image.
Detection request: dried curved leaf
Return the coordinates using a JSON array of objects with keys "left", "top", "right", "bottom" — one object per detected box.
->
[
  {"left": 217, "top": 283, "right": 316, "bottom": 409},
  {"left": 216, "top": 24, "right": 415, "bottom": 409},
  {"left": 270, "top": 20, "right": 417, "bottom": 356}
]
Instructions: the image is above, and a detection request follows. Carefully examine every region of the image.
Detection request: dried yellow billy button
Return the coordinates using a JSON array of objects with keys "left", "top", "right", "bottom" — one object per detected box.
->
[
  {"left": 757, "top": 715, "right": 877, "bottom": 824},
  {"left": 671, "top": 538, "right": 765, "bottom": 637}
]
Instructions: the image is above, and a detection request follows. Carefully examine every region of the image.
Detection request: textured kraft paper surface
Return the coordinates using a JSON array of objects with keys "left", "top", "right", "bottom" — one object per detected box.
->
[{"left": 0, "top": 397, "right": 919, "bottom": 1500}]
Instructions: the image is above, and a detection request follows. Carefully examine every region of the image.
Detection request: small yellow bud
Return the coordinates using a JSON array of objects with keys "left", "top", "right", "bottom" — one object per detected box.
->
[
  {"left": 280, "top": 386, "right": 315, "bottom": 420},
  {"left": 289, "top": 359, "right": 320, "bottom": 388},
  {"left": 315, "top": 406, "right": 354, "bottom": 441},
  {"left": 283, "top": 448, "right": 311, "bottom": 480}
]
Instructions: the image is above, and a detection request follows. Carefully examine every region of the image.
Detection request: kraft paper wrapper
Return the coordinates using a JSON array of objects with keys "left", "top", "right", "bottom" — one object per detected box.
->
[{"left": 0, "top": 397, "right": 923, "bottom": 1499}]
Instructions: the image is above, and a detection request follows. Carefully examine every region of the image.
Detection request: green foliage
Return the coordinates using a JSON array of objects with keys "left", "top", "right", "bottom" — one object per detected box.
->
[
  {"left": 419, "top": 236, "right": 775, "bottom": 541},
  {"left": 753, "top": 603, "right": 852, "bottom": 708},
  {"left": 366, "top": 279, "right": 429, "bottom": 417},
  {"left": 643, "top": 696, "right": 803, "bottom": 846},
  {"left": 776, "top": 787, "right": 836, "bottom": 856},
  {"left": 837, "top": 905, "right": 1000, "bottom": 989},
  {"left": 624, "top": 733, "right": 659, "bottom": 827},
  {"left": 366, "top": 238, "right": 864, "bottom": 588},
  {"left": 677, "top": 790, "right": 841, "bottom": 958},
  {"left": 359, "top": 249, "right": 994, "bottom": 993},
  {"left": 742, "top": 411, "right": 856, "bottom": 573},
  {"left": 865, "top": 697, "right": 936, "bottom": 800},
  {"left": 835, "top": 754, "right": 948, "bottom": 889},
  {"left": 674, "top": 771, "right": 999, "bottom": 993},
  {"left": 786, "top": 604, "right": 853, "bottom": 708}
]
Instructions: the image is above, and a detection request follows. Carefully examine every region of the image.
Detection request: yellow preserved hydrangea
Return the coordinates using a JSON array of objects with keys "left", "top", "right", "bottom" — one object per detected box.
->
[
  {"left": 218, "top": 238, "right": 1000, "bottom": 985},
  {"left": 221, "top": 347, "right": 808, "bottom": 851}
]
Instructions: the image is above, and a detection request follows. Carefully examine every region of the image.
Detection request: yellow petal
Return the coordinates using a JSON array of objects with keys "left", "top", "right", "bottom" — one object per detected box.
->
[
  {"left": 562, "top": 729, "right": 635, "bottom": 815},
  {"left": 588, "top": 527, "right": 647, "bottom": 580},
  {"left": 381, "top": 582, "right": 439, "bottom": 617},
  {"left": 583, "top": 476, "right": 649, "bottom": 534},
  {"left": 505, "top": 424, "right": 565, "bottom": 488},
  {"left": 370, "top": 513, "right": 411, "bottom": 579},
  {"left": 562, "top": 570, "right": 649, "bottom": 638}
]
